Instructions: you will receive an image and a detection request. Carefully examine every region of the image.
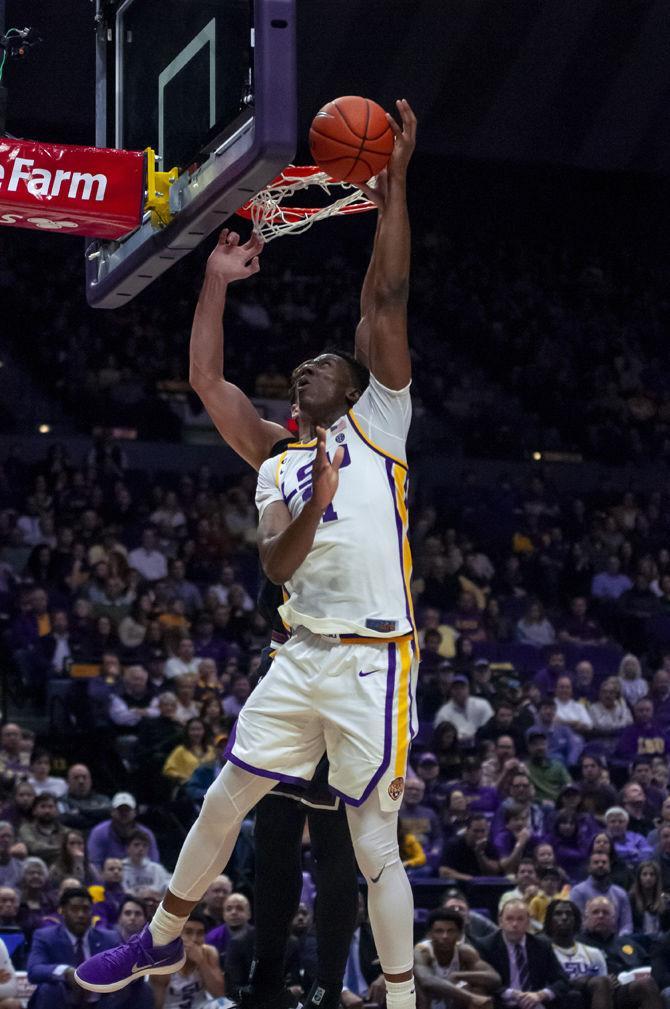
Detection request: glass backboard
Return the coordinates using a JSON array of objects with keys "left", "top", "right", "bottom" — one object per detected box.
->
[{"left": 86, "top": 0, "right": 296, "bottom": 309}]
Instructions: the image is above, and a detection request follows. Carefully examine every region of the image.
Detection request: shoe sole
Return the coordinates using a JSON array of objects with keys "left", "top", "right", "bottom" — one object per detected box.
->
[{"left": 74, "top": 953, "right": 186, "bottom": 993}]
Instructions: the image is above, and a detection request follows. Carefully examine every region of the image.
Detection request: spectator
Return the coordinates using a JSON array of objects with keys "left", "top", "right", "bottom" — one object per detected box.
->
[
  {"left": 427, "top": 723, "right": 463, "bottom": 784},
  {"left": 151, "top": 911, "right": 224, "bottom": 1007},
  {"left": 587, "top": 833, "right": 634, "bottom": 892},
  {"left": 554, "top": 677, "right": 593, "bottom": 734},
  {"left": 48, "top": 830, "right": 99, "bottom": 889},
  {"left": 439, "top": 813, "right": 501, "bottom": 881},
  {"left": 58, "top": 763, "right": 112, "bottom": 830},
  {"left": 18, "top": 793, "right": 68, "bottom": 866},
  {"left": 546, "top": 811, "right": 593, "bottom": 880},
  {"left": 647, "top": 796, "right": 670, "bottom": 848},
  {"left": 115, "top": 896, "right": 147, "bottom": 941},
  {"left": 17, "top": 858, "right": 56, "bottom": 939},
  {"left": 27, "top": 886, "right": 152, "bottom": 1009},
  {"left": 534, "top": 697, "right": 583, "bottom": 766},
  {"left": 0, "top": 824, "right": 22, "bottom": 892},
  {"left": 215, "top": 892, "right": 254, "bottom": 982},
  {"left": 172, "top": 673, "right": 200, "bottom": 724},
  {"left": 615, "top": 698, "right": 670, "bottom": 761},
  {"left": 621, "top": 781, "right": 656, "bottom": 835},
  {"left": 558, "top": 596, "right": 608, "bottom": 646},
  {"left": 121, "top": 829, "right": 170, "bottom": 895},
  {"left": 164, "top": 637, "right": 200, "bottom": 680},
  {"left": 90, "top": 857, "right": 126, "bottom": 928},
  {"left": 476, "top": 699, "right": 526, "bottom": 755},
  {"left": 198, "top": 875, "right": 233, "bottom": 934},
  {"left": 588, "top": 678, "right": 633, "bottom": 754},
  {"left": 576, "top": 896, "right": 663, "bottom": 1009},
  {"left": 184, "top": 735, "right": 229, "bottom": 805},
  {"left": 86, "top": 792, "right": 159, "bottom": 871},
  {"left": 127, "top": 527, "right": 168, "bottom": 582},
  {"left": 533, "top": 649, "right": 570, "bottom": 697},
  {"left": 441, "top": 889, "right": 498, "bottom": 942},
  {"left": 108, "top": 664, "right": 156, "bottom": 728},
  {"left": 162, "top": 717, "right": 215, "bottom": 787},
  {"left": 136, "top": 691, "right": 184, "bottom": 782},
  {"left": 591, "top": 556, "right": 633, "bottom": 601},
  {"left": 481, "top": 735, "right": 521, "bottom": 789},
  {"left": 493, "top": 805, "right": 535, "bottom": 873},
  {"left": 399, "top": 778, "right": 443, "bottom": 871},
  {"left": 573, "top": 660, "right": 598, "bottom": 703},
  {"left": 413, "top": 908, "right": 500, "bottom": 1009},
  {"left": 0, "top": 935, "right": 20, "bottom": 1008},
  {"left": 617, "top": 654, "right": 649, "bottom": 708},
  {"left": 448, "top": 591, "right": 487, "bottom": 642},
  {"left": 630, "top": 756, "right": 667, "bottom": 816},
  {"left": 569, "top": 852, "right": 633, "bottom": 935},
  {"left": 492, "top": 771, "right": 547, "bottom": 847},
  {"left": 25, "top": 751, "right": 67, "bottom": 800},
  {"left": 499, "top": 858, "right": 541, "bottom": 914},
  {"left": 516, "top": 600, "right": 556, "bottom": 647},
  {"left": 434, "top": 676, "right": 493, "bottom": 745},
  {"left": 650, "top": 669, "right": 670, "bottom": 726},
  {"left": 526, "top": 868, "right": 568, "bottom": 927},
  {"left": 604, "top": 807, "right": 652, "bottom": 866},
  {"left": 524, "top": 727, "right": 572, "bottom": 803},
  {"left": 476, "top": 900, "right": 572, "bottom": 1007},
  {"left": 223, "top": 675, "right": 252, "bottom": 718},
  {"left": 0, "top": 781, "right": 36, "bottom": 832},
  {"left": 414, "top": 751, "right": 451, "bottom": 812},
  {"left": 0, "top": 887, "right": 21, "bottom": 930},
  {"left": 577, "top": 754, "right": 618, "bottom": 820},
  {"left": 543, "top": 898, "right": 612, "bottom": 1005},
  {"left": 629, "top": 860, "right": 668, "bottom": 934},
  {"left": 445, "top": 755, "right": 500, "bottom": 816},
  {"left": 0, "top": 725, "right": 30, "bottom": 781},
  {"left": 398, "top": 822, "right": 426, "bottom": 873}
]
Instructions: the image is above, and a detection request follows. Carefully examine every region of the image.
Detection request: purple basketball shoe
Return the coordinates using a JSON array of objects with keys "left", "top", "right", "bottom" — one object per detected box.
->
[{"left": 75, "top": 925, "right": 185, "bottom": 993}]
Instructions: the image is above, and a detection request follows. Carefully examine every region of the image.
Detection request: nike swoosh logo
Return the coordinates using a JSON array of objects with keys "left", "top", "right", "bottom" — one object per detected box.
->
[
  {"left": 370, "top": 866, "right": 385, "bottom": 884},
  {"left": 131, "top": 958, "right": 170, "bottom": 974},
  {"left": 358, "top": 670, "right": 379, "bottom": 677}
]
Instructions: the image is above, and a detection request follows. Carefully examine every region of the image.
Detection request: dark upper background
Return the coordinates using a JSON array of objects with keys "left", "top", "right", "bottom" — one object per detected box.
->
[{"left": 5, "top": 0, "right": 670, "bottom": 174}]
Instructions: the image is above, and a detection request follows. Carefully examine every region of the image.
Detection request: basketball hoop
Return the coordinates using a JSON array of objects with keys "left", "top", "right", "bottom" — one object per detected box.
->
[{"left": 236, "top": 165, "right": 376, "bottom": 242}]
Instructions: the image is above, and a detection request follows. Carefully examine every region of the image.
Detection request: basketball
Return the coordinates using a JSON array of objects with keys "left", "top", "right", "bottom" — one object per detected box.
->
[{"left": 309, "top": 95, "right": 395, "bottom": 183}]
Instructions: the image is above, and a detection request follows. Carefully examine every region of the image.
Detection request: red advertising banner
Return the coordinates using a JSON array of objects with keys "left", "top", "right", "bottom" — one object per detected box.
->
[{"left": 0, "top": 139, "right": 146, "bottom": 239}]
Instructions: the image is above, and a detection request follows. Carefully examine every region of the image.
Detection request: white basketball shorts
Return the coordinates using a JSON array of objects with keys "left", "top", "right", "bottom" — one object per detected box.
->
[{"left": 225, "top": 626, "right": 418, "bottom": 811}]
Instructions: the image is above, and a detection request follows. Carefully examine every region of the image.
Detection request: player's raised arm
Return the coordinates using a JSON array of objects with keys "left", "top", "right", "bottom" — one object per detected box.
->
[
  {"left": 354, "top": 174, "right": 384, "bottom": 370},
  {"left": 189, "top": 228, "right": 292, "bottom": 471},
  {"left": 357, "top": 99, "right": 416, "bottom": 390}
]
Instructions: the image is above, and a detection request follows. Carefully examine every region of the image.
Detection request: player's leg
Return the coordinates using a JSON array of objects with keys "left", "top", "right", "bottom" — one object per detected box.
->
[
  {"left": 245, "top": 794, "right": 307, "bottom": 1006},
  {"left": 301, "top": 802, "right": 359, "bottom": 1009},
  {"left": 345, "top": 794, "right": 415, "bottom": 1009},
  {"left": 76, "top": 762, "right": 274, "bottom": 994}
]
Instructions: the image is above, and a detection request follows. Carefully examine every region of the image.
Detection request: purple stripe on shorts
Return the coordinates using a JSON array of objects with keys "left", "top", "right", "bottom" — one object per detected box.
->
[
  {"left": 328, "top": 641, "right": 397, "bottom": 807},
  {"left": 224, "top": 719, "right": 312, "bottom": 788},
  {"left": 385, "top": 458, "right": 412, "bottom": 625}
]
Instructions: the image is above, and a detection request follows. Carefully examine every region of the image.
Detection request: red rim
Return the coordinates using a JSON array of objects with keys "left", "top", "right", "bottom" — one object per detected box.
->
[{"left": 236, "top": 164, "right": 372, "bottom": 222}]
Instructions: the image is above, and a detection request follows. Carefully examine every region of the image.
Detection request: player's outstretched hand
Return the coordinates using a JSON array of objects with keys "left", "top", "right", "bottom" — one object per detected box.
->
[
  {"left": 206, "top": 228, "right": 263, "bottom": 282},
  {"left": 355, "top": 99, "right": 415, "bottom": 207},
  {"left": 311, "top": 426, "right": 344, "bottom": 513}
]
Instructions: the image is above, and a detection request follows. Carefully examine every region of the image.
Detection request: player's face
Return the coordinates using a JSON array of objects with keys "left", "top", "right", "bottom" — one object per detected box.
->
[
  {"left": 429, "top": 919, "right": 461, "bottom": 954},
  {"left": 551, "top": 902, "right": 575, "bottom": 938},
  {"left": 293, "top": 354, "right": 357, "bottom": 420}
]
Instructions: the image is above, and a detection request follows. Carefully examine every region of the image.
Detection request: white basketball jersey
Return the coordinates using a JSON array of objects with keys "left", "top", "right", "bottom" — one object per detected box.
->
[
  {"left": 256, "top": 374, "right": 414, "bottom": 639},
  {"left": 163, "top": 968, "right": 209, "bottom": 1009}
]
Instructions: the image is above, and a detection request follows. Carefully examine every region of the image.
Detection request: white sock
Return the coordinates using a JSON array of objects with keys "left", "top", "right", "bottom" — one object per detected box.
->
[
  {"left": 149, "top": 904, "right": 188, "bottom": 946},
  {"left": 385, "top": 977, "right": 416, "bottom": 1009}
]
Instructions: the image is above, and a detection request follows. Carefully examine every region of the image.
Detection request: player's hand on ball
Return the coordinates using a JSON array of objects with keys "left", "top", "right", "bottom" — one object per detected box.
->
[
  {"left": 386, "top": 98, "right": 416, "bottom": 177},
  {"left": 206, "top": 228, "right": 263, "bottom": 282},
  {"left": 311, "top": 426, "right": 344, "bottom": 514}
]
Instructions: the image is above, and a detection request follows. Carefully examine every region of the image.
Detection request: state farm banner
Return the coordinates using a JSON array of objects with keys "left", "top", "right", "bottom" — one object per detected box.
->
[{"left": 0, "top": 139, "right": 145, "bottom": 238}]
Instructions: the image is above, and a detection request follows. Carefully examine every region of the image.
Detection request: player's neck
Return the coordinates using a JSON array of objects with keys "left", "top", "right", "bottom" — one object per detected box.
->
[{"left": 298, "top": 403, "right": 348, "bottom": 438}]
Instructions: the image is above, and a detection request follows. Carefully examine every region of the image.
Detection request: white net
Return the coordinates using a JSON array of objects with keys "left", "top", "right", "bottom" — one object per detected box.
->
[{"left": 237, "top": 165, "right": 376, "bottom": 242}]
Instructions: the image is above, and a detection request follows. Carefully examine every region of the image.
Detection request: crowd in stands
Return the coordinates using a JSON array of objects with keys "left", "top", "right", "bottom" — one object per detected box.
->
[
  {"left": 0, "top": 434, "right": 667, "bottom": 1004},
  {"left": 4, "top": 161, "right": 670, "bottom": 465}
]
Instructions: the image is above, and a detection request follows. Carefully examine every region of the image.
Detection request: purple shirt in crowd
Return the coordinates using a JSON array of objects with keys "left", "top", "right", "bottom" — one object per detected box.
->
[
  {"left": 569, "top": 877, "right": 633, "bottom": 935},
  {"left": 615, "top": 722, "right": 670, "bottom": 760},
  {"left": 86, "top": 819, "right": 159, "bottom": 868}
]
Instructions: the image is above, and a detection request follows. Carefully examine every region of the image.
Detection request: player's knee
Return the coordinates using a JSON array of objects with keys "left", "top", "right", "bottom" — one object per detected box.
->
[{"left": 351, "top": 830, "right": 400, "bottom": 881}]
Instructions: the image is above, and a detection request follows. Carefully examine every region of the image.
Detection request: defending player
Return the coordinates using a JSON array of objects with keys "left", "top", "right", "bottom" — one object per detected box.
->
[{"left": 76, "top": 98, "right": 418, "bottom": 1009}]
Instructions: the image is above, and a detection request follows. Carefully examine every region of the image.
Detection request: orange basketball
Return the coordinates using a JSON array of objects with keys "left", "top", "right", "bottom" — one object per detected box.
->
[{"left": 309, "top": 95, "right": 394, "bottom": 183}]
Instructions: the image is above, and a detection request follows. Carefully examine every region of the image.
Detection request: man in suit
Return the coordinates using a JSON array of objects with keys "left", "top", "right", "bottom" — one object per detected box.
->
[
  {"left": 476, "top": 900, "right": 577, "bottom": 1009},
  {"left": 27, "top": 886, "right": 153, "bottom": 1008}
]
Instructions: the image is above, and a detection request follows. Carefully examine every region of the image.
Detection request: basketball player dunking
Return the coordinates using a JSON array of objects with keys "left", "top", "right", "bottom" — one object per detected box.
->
[{"left": 76, "top": 98, "right": 418, "bottom": 1009}]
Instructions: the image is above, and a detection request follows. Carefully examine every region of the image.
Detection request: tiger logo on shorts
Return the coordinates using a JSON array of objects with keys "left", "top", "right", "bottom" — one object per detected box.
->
[{"left": 388, "top": 777, "right": 404, "bottom": 800}]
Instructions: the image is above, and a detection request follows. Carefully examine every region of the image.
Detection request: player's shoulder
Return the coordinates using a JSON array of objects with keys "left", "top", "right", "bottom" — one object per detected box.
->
[{"left": 355, "top": 371, "right": 412, "bottom": 407}]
